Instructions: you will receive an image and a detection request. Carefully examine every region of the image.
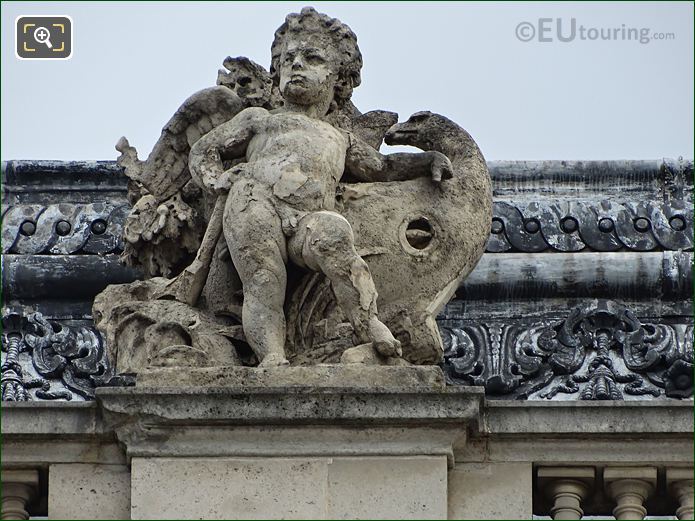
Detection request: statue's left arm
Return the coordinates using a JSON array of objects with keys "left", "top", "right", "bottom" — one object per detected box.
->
[
  {"left": 189, "top": 107, "right": 267, "bottom": 193},
  {"left": 344, "top": 133, "right": 453, "bottom": 183}
]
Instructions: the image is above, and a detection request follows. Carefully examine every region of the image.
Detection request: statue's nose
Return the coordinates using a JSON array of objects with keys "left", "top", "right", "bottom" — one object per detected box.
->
[{"left": 292, "top": 56, "right": 304, "bottom": 69}]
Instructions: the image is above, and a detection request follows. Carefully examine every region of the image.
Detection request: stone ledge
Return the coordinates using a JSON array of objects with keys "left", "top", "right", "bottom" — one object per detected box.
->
[
  {"left": 1, "top": 401, "right": 99, "bottom": 436},
  {"left": 96, "top": 372, "right": 483, "bottom": 465},
  {"left": 483, "top": 400, "right": 694, "bottom": 434},
  {"left": 1, "top": 401, "right": 127, "bottom": 466},
  {"left": 96, "top": 385, "right": 483, "bottom": 427}
]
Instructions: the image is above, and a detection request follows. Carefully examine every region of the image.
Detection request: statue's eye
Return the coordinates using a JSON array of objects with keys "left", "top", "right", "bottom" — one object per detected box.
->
[
  {"left": 237, "top": 77, "right": 252, "bottom": 86},
  {"left": 306, "top": 54, "right": 325, "bottom": 64},
  {"left": 410, "top": 114, "right": 428, "bottom": 123}
]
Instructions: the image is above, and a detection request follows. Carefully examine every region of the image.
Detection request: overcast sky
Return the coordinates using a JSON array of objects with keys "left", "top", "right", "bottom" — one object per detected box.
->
[{"left": 1, "top": 1, "right": 693, "bottom": 161}]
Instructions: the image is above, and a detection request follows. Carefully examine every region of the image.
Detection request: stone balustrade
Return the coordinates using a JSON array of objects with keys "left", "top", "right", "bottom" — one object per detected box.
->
[
  {"left": 538, "top": 467, "right": 594, "bottom": 520},
  {"left": 668, "top": 468, "right": 695, "bottom": 521},
  {"left": 0, "top": 470, "right": 38, "bottom": 521},
  {"left": 536, "top": 465, "right": 693, "bottom": 520}
]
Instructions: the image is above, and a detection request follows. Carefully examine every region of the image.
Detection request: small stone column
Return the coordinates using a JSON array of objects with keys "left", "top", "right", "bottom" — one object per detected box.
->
[
  {"left": 0, "top": 470, "right": 38, "bottom": 521},
  {"left": 538, "top": 467, "right": 594, "bottom": 520},
  {"left": 667, "top": 468, "right": 694, "bottom": 520},
  {"left": 605, "top": 467, "right": 656, "bottom": 521}
]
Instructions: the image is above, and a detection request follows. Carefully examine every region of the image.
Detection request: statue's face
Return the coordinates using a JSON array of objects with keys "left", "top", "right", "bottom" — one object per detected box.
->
[{"left": 278, "top": 37, "right": 337, "bottom": 107}]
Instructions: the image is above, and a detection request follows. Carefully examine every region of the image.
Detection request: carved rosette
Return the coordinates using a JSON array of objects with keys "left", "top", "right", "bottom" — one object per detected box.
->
[{"left": 440, "top": 300, "right": 693, "bottom": 400}]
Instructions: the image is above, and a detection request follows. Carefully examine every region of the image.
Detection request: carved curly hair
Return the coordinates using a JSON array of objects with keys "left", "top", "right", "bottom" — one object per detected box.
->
[{"left": 270, "top": 7, "right": 362, "bottom": 108}]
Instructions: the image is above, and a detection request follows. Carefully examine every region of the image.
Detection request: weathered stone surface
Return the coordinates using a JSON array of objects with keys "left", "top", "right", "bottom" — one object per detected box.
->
[
  {"left": 98, "top": 384, "right": 481, "bottom": 425},
  {"left": 327, "top": 456, "right": 447, "bottom": 519},
  {"left": 131, "top": 457, "right": 327, "bottom": 520},
  {"left": 48, "top": 464, "right": 130, "bottom": 520},
  {"left": 1, "top": 402, "right": 126, "bottom": 466},
  {"left": 455, "top": 400, "right": 694, "bottom": 469},
  {"left": 130, "top": 456, "right": 448, "bottom": 520},
  {"left": 1, "top": 401, "right": 99, "bottom": 436},
  {"left": 448, "top": 463, "right": 532, "bottom": 520},
  {"left": 135, "top": 364, "right": 444, "bottom": 389},
  {"left": 96, "top": 381, "right": 481, "bottom": 469},
  {"left": 483, "top": 400, "right": 694, "bottom": 434}
]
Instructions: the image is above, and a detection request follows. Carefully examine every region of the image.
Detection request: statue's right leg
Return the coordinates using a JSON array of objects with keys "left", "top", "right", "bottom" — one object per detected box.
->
[{"left": 223, "top": 182, "right": 289, "bottom": 367}]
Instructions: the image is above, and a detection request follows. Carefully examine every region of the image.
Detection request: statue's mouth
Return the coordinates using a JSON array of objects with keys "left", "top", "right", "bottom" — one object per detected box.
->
[{"left": 384, "top": 128, "right": 417, "bottom": 146}]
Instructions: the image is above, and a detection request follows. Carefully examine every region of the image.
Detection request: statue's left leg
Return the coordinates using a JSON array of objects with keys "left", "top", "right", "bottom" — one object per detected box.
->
[{"left": 290, "top": 211, "right": 402, "bottom": 357}]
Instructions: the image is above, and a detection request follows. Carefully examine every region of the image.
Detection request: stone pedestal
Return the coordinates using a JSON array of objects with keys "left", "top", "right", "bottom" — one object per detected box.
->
[
  {"left": 448, "top": 463, "right": 532, "bottom": 519},
  {"left": 96, "top": 365, "right": 482, "bottom": 520},
  {"left": 48, "top": 464, "right": 130, "bottom": 520}
]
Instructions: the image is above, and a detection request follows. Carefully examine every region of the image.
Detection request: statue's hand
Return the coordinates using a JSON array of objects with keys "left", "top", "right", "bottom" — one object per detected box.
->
[
  {"left": 211, "top": 164, "right": 245, "bottom": 194},
  {"left": 429, "top": 151, "right": 454, "bottom": 183},
  {"left": 211, "top": 169, "right": 233, "bottom": 194}
]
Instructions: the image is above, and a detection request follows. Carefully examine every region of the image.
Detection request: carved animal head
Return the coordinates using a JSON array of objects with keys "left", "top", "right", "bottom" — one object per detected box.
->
[
  {"left": 384, "top": 111, "right": 463, "bottom": 153},
  {"left": 217, "top": 56, "right": 274, "bottom": 108}
]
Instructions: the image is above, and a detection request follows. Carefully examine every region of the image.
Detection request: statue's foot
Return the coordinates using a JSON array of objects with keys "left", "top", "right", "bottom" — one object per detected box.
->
[
  {"left": 258, "top": 352, "right": 290, "bottom": 367},
  {"left": 368, "top": 317, "right": 402, "bottom": 358}
]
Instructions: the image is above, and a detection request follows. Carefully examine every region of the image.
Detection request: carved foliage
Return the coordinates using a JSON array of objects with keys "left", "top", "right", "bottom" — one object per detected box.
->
[
  {"left": 1, "top": 312, "right": 114, "bottom": 401},
  {"left": 441, "top": 300, "right": 693, "bottom": 400}
]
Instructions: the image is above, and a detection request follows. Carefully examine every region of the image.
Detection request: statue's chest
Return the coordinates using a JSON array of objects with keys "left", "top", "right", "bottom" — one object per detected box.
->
[{"left": 267, "top": 113, "right": 346, "bottom": 148}]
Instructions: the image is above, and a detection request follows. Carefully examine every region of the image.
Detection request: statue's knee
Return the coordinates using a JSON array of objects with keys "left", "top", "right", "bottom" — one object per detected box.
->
[{"left": 308, "top": 214, "right": 353, "bottom": 255}]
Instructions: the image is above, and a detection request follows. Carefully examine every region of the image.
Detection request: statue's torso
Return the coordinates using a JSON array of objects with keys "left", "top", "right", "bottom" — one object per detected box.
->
[{"left": 245, "top": 111, "right": 348, "bottom": 211}]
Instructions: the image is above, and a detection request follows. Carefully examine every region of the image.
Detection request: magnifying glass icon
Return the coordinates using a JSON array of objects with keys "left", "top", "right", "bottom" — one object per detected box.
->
[{"left": 33, "top": 26, "right": 53, "bottom": 49}]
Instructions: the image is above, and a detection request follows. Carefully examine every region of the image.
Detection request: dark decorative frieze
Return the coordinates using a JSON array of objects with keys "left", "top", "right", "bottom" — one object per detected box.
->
[
  {"left": 487, "top": 200, "right": 693, "bottom": 253},
  {"left": 1, "top": 311, "right": 116, "bottom": 401},
  {"left": 440, "top": 300, "right": 693, "bottom": 400},
  {"left": 3, "top": 199, "right": 692, "bottom": 257},
  {"left": 2, "top": 203, "right": 128, "bottom": 255}
]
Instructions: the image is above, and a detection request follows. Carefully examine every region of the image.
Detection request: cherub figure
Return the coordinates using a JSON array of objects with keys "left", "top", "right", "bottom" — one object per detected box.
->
[{"left": 189, "top": 8, "right": 453, "bottom": 367}]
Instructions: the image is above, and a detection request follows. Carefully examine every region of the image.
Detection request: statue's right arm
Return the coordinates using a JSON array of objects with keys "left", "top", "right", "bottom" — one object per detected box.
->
[
  {"left": 344, "top": 132, "right": 453, "bottom": 184},
  {"left": 189, "top": 107, "right": 267, "bottom": 193}
]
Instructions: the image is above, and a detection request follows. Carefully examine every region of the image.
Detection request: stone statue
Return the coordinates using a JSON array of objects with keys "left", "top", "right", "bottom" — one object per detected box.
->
[{"left": 94, "top": 7, "right": 492, "bottom": 375}]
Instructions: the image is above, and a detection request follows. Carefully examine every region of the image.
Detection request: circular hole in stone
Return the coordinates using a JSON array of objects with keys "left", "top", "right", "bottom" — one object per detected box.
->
[
  {"left": 19, "top": 220, "right": 36, "bottom": 236},
  {"left": 669, "top": 215, "right": 686, "bottom": 231},
  {"left": 633, "top": 217, "right": 650, "bottom": 233},
  {"left": 55, "top": 220, "right": 72, "bottom": 236},
  {"left": 405, "top": 218, "right": 434, "bottom": 250},
  {"left": 491, "top": 218, "right": 504, "bottom": 235},
  {"left": 598, "top": 218, "right": 614, "bottom": 233},
  {"left": 91, "top": 219, "right": 107, "bottom": 235},
  {"left": 524, "top": 218, "right": 540, "bottom": 234},
  {"left": 560, "top": 216, "right": 578, "bottom": 233}
]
